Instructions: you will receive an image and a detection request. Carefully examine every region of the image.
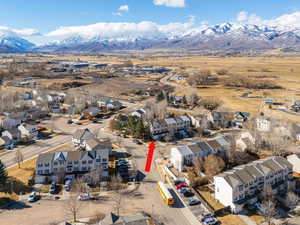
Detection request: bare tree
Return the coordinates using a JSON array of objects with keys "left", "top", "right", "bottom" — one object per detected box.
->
[
  {"left": 187, "top": 93, "right": 200, "bottom": 108},
  {"left": 64, "top": 178, "right": 84, "bottom": 222},
  {"left": 109, "top": 174, "right": 127, "bottom": 216},
  {"left": 201, "top": 97, "right": 223, "bottom": 111},
  {"left": 65, "top": 192, "right": 82, "bottom": 222},
  {"left": 14, "top": 150, "right": 24, "bottom": 169},
  {"left": 285, "top": 191, "right": 299, "bottom": 210},
  {"left": 203, "top": 155, "right": 225, "bottom": 178},
  {"left": 187, "top": 70, "right": 212, "bottom": 86},
  {"left": 258, "top": 184, "right": 277, "bottom": 225}
]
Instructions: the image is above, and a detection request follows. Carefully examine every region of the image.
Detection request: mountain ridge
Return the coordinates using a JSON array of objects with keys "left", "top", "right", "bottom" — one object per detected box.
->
[{"left": 3, "top": 22, "right": 300, "bottom": 53}]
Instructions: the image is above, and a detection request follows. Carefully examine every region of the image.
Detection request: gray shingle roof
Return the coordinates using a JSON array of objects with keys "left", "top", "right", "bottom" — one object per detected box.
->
[
  {"left": 37, "top": 153, "right": 54, "bottom": 164},
  {"left": 215, "top": 156, "right": 291, "bottom": 188}
]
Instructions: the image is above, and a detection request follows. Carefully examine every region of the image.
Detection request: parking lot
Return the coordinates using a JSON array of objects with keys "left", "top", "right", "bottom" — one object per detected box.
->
[{"left": 168, "top": 179, "right": 221, "bottom": 225}]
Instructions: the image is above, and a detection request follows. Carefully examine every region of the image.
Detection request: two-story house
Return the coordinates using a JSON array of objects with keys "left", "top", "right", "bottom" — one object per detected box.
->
[
  {"left": 97, "top": 97, "right": 122, "bottom": 111},
  {"left": 18, "top": 123, "right": 38, "bottom": 140},
  {"left": 2, "top": 128, "right": 21, "bottom": 143},
  {"left": 72, "top": 128, "right": 95, "bottom": 148},
  {"left": 84, "top": 137, "right": 112, "bottom": 153}
]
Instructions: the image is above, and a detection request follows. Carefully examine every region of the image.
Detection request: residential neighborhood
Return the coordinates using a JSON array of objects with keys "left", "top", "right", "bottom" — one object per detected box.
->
[{"left": 1, "top": 4, "right": 300, "bottom": 224}]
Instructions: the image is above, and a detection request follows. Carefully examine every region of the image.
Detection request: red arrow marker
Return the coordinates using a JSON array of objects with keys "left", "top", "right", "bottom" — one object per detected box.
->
[{"left": 145, "top": 142, "right": 156, "bottom": 172}]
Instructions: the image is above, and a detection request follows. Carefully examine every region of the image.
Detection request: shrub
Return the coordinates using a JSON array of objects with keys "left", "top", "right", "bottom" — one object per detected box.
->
[
  {"left": 225, "top": 75, "right": 282, "bottom": 89},
  {"left": 187, "top": 70, "right": 214, "bottom": 86},
  {"left": 201, "top": 97, "right": 223, "bottom": 111}
]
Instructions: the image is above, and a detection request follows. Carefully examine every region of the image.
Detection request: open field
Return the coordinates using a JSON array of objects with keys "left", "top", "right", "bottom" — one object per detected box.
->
[{"left": 130, "top": 56, "right": 300, "bottom": 121}]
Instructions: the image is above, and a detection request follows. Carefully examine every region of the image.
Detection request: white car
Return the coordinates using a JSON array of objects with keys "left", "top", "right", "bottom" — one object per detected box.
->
[
  {"left": 77, "top": 193, "right": 91, "bottom": 201},
  {"left": 27, "top": 191, "right": 37, "bottom": 202}
]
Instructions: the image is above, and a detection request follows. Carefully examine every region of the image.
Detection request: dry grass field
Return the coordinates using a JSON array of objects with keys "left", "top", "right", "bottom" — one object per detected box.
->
[{"left": 129, "top": 56, "right": 300, "bottom": 121}]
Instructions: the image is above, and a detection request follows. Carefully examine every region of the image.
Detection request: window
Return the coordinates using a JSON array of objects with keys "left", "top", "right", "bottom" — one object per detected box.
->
[
  {"left": 38, "top": 170, "right": 42, "bottom": 175},
  {"left": 53, "top": 162, "right": 58, "bottom": 166},
  {"left": 38, "top": 163, "right": 43, "bottom": 168},
  {"left": 68, "top": 161, "right": 72, "bottom": 165},
  {"left": 45, "top": 163, "right": 50, "bottom": 167},
  {"left": 239, "top": 185, "right": 243, "bottom": 192},
  {"left": 88, "top": 160, "right": 93, "bottom": 164},
  {"left": 44, "top": 169, "right": 49, "bottom": 174},
  {"left": 82, "top": 160, "right": 87, "bottom": 164},
  {"left": 96, "top": 159, "right": 101, "bottom": 162},
  {"left": 53, "top": 168, "right": 57, "bottom": 172},
  {"left": 102, "top": 158, "right": 107, "bottom": 162},
  {"left": 82, "top": 167, "right": 87, "bottom": 171},
  {"left": 74, "top": 160, "right": 79, "bottom": 164},
  {"left": 60, "top": 161, "right": 64, "bottom": 165}
]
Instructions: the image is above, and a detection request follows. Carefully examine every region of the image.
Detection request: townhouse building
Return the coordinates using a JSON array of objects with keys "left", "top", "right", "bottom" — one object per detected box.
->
[
  {"left": 214, "top": 156, "right": 294, "bottom": 213},
  {"left": 35, "top": 149, "right": 109, "bottom": 183},
  {"left": 149, "top": 115, "right": 191, "bottom": 140},
  {"left": 170, "top": 136, "right": 230, "bottom": 172}
]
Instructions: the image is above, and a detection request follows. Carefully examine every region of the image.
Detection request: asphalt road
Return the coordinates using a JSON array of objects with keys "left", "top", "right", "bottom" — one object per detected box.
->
[{"left": 0, "top": 121, "right": 103, "bottom": 169}]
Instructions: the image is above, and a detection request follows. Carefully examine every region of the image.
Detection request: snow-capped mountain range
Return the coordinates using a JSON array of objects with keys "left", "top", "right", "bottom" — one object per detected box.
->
[
  {"left": 3, "top": 22, "right": 300, "bottom": 53},
  {"left": 0, "top": 30, "right": 35, "bottom": 53}
]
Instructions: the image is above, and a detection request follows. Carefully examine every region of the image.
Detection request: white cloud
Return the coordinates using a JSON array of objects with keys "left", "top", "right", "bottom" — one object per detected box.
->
[
  {"left": 118, "top": 5, "right": 129, "bottom": 12},
  {"left": 154, "top": 0, "right": 185, "bottom": 8},
  {"left": 236, "top": 11, "right": 248, "bottom": 22},
  {"left": 235, "top": 11, "right": 300, "bottom": 28},
  {"left": 46, "top": 20, "right": 194, "bottom": 40},
  {"left": 0, "top": 26, "right": 40, "bottom": 37},
  {"left": 112, "top": 12, "right": 122, "bottom": 17}
]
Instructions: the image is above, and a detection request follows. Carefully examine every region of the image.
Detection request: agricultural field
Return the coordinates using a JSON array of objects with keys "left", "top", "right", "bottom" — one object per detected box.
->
[{"left": 130, "top": 56, "right": 300, "bottom": 122}]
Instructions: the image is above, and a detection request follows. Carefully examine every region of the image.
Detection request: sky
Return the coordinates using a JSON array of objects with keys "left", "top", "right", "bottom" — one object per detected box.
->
[{"left": 1, "top": 0, "right": 300, "bottom": 44}]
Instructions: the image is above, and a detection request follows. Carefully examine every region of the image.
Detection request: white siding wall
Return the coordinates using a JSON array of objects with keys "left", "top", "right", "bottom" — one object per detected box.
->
[
  {"left": 287, "top": 155, "right": 300, "bottom": 173},
  {"left": 214, "top": 177, "right": 233, "bottom": 208}
]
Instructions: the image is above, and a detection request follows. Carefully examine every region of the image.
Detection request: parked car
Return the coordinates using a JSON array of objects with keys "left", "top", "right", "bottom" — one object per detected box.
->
[
  {"left": 49, "top": 181, "right": 57, "bottom": 194},
  {"left": 179, "top": 187, "right": 190, "bottom": 193},
  {"left": 27, "top": 191, "right": 38, "bottom": 202},
  {"left": 176, "top": 183, "right": 188, "bottom": 189},
  {"left": 67, "top": 119, "right": 73, "bottom": 124},
  {"left": 174, "top": 178, "right": 186, "bottom": 185},
  {"left": 183, "top": 191, "right": 194, "bottom": 197},
  {"left": 202, "top": 217, "right": 218, "bottom": 225},
  {"left": 198, "top": 213, "right": 213, "bottom": 221},
  {"left": 64, "top": 179, "right": 72, "bottom": 192},
  {"left": 78, "top": 193, "right": 91, "bottom": 201},
  {"left": 188, "top": 199, "right": 201, "bottom": 206},
  {"left": 132, "top": 139, "right": 142, "bottom": 145}
]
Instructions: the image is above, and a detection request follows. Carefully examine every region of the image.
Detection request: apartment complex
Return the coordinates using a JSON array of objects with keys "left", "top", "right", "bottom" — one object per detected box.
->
[
  {"left": 35, "top": 149, "right": 109, "bottom": 183},
  {"left": 170, "top": 136, "right": 231, "bottom": 172},
  {"left": 149, "top": 115, "right": 191, "bottom": 140},
  {"left": 214, "top": 156, "right": 294, "bottom": 213}
]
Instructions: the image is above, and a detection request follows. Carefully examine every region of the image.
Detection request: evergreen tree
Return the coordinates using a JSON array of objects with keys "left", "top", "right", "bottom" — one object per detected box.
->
[
  {"left": 0, "top": 160, "right": 7, "bottom": 187},
  {"left": 156, "top": 91, "right": 165, "bottom": 102},
  {"left": 134, "top": 119, "right": 145, "bottom": 139},
  {"left": 182, "top": 95, "right": 187, "bottom": 105}
]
